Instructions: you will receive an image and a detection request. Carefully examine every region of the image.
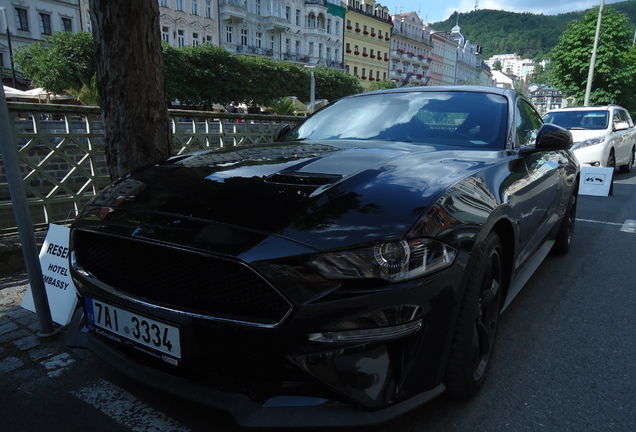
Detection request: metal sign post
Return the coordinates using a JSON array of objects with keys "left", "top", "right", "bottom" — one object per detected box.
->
[{"left": 0, "top": 88, "right": 56, "bottom": 336}]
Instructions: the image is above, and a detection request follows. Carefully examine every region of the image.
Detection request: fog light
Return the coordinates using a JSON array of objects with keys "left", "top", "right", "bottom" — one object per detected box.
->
[{"left": 308, "top": 319, "right": 422, "bottom": 343}]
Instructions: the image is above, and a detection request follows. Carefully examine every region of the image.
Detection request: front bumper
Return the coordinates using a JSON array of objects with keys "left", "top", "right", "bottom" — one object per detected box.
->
[{"left": 67, "top": 307, "right": 446, "bottom": 427}]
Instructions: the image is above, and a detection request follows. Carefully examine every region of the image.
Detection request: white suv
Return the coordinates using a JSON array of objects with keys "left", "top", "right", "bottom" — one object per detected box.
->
[{"left": 543, "top": 105, "right": 636, "bottom": 173}]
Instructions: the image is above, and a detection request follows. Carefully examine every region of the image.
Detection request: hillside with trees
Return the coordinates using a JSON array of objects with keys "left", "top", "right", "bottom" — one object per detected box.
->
[{"left": 431, "top": 0, "right": 636, "bottom": 60}]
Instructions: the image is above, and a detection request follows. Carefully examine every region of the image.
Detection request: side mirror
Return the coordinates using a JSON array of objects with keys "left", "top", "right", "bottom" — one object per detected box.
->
[
  {"left": 614, "top": 121, "right": 629, "bottom": 131},
  {"left": 535, "top": 123, "right": 573, "bottom": 150},
  {"left": 274, "top": 124, "right": 291, "bottom": 141}
]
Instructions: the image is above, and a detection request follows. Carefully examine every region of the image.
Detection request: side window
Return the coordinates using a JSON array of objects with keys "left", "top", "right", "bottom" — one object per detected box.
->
[
  {"left": 516, "top": 100, "right": 542, "bottom": 147},
  {"left": 618, "top": 109, "right": 634, "bottom": 128}
]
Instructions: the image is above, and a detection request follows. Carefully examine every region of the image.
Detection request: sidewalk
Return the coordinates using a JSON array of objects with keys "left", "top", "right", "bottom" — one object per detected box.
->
[{"left": 0, "top": 232, "right": 91, "bottom": 395}]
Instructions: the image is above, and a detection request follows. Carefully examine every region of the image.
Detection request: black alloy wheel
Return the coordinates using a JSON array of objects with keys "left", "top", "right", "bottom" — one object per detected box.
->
[
  {"left": 552, "top": 189, "right": 577, "bottom": 255},
  {"left": 445, "top": 232, "right": 503, "bottom": 399}
]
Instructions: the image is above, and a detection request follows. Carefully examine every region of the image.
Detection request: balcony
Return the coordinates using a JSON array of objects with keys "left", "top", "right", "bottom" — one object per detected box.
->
[
  {"left": 219, "top": 0, "right": 246, "bottom": 23},
  {"left": 263, "top": 15, "right": 288, "bottom": 33},
  {"left": 305, "top": 26, "right": 327, "bottom": 37}
]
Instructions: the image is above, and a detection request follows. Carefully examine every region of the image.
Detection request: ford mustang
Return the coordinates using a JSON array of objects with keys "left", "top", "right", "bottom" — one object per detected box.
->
[{"left": 67, "top": 86, "right": 579, "bottom": 427}]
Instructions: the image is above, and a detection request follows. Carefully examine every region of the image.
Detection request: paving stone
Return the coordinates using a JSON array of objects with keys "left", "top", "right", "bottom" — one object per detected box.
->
[
  {"left": 0, "top": 356, "right": 24, "bottom": 374},
  {"left": 18, "top": 375, "right": 54, "bottom": 393},
  {"left": 0, "top": 321, "right": 18, "bottom": 336},
  {"left": 41, "top": 352, "right": 75, "bottom": 371},
  {"left": 14, "top": 335, "right": 40, "bottom": 351},
  {"left": 0, "top": 327, "right": 30, "bottom": 344},
  {"left": 28, "top": 346, "right": 58, "bottom": 362}
]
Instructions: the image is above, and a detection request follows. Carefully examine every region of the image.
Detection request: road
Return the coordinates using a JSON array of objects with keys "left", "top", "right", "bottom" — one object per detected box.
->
[{"left": 1, "top": 169, "right": 635, "bottom": 432}]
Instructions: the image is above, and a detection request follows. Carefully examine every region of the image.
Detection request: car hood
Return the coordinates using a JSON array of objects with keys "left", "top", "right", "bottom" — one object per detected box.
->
[
  {"left": 568, "top": 129, "right": 608, "bottom": 143},
  {"left": 83, "top": 141, "right": 500, "bottom": 252}
]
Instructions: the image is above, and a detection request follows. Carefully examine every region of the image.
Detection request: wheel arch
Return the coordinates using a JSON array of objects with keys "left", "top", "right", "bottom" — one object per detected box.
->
[{"left": 488, "top": 218, "right": 515, "bottom": 304}]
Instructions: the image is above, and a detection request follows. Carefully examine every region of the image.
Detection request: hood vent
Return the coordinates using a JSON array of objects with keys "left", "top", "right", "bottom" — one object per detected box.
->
[{"left": 266, "top": 171, "right": 343, "bottom": 186}]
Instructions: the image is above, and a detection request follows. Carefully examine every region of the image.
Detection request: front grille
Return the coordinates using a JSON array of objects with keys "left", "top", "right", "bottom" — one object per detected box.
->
[{"left": 72, "top": 230, "right": 291, "bottom": 326}]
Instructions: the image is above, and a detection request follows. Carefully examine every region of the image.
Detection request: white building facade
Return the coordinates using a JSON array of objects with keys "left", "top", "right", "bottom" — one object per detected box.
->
[
  {"left": 0, "top": 0, "right": 85, "bottom": 85},
  {"left": 217, "top": 0, "right": 344, "bottom": 69},
  {"left": 389, "top": 12, "right": 433, "bottom": 86}
]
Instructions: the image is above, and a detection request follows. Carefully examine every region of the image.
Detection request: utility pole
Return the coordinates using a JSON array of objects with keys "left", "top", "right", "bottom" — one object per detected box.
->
[{"left": 584, "top": 0, "right": 605, "bottom": 106}]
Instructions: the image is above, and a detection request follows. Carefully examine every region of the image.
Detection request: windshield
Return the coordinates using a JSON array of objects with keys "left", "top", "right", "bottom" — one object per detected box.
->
[
  {"left": 282, "top": 91, "right": 509, "bottom": 149},
  {"left": 543, "top": 110, "right": 609, "bottom": 130}
]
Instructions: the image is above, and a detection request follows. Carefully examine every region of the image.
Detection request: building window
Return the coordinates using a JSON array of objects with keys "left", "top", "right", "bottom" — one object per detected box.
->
[
  {"left": 295, "top": 40, "right": 301, "bottom": 55},
  {"left": 240, "top": 29, "right": 248, "bottom": 46},
  {"left": 205, "top": 0, "right": 213, "bottom": 18},
  {"left": 161, "top": 26, "right": 170, "bottom": 43},
  {"left": 206, "top": 35, "right": 213, "bottom": 44},
  {"left": 192, "top": 32, "right": 199, "bottom": 46},
  {"left": 192, "top": 0, "right": 199, "bottom": 15},
  {"left": 256, "top": 32, "right": 262, "bottom": 48},
  {"left": 286, "top": 6, "right": 291, "bottom": 22},
  {"left": 177, "top": 29, "right": 185, "bottom": 47},
  {"left": 327, "top": 19, "right": 331, "bottom": 33},
  {"left": 226, "top": 26, "right": 233, "bottom": 43},
  {"left": 286, "top": 38, "right": 291, "bottom": 53},
  {"left": 15, "top": 8, "right": 29, "bottom": 31},
  {"left": 295, "top": 10, "right": 301, "bottom": 26},
  {"left": 256, "top": 0, "right": 261, "bottom": 15},
  {"left": 39, "top": 13, "right": 52, "bottom": 35},
  {"left": 61, "top": 17, "right": 72, "bottom": 32},
  {"left": 176, "top": 0, "right": 184, "bottom": 12}
]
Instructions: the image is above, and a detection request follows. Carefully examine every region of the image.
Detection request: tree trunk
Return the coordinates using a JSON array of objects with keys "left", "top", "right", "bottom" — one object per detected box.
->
[{"left": 90, "top": 0, "right": 171, "bottom": 181}]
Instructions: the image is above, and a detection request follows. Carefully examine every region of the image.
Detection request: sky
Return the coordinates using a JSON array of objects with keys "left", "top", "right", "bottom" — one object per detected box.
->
[{"left": 382, "top": 0, "right": 626, "bottom": 24}]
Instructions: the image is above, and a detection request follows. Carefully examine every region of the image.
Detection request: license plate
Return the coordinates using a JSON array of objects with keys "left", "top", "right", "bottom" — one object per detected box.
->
[{"left": 84, "top": 296, "right": 182, "bottom": 359}]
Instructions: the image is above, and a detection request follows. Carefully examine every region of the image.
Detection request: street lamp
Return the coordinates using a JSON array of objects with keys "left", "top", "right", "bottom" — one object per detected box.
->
[
  {"left": 304, "top": 64, "right": 316, "bottom": 114},
  {"left": 584, "top": 0, "right": 605, "bottom": 106},
  {"left": 0, "top": 7, "right": 17, "bottom": 88}
]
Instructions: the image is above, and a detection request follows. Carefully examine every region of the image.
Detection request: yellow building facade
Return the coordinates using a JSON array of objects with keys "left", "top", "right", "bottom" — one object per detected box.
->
[{"left": 343, "top": 0, "right": 392, "bottom": 90}]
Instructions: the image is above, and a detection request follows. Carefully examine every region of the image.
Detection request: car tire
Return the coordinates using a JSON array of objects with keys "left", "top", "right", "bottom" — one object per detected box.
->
[
  {"left": 445, "top": 232, "right": 503, "bottom": 400},
  {"left": 607, "top": 149, "right": 616, "bottom": 169},
  {"left": 552, "top": 189, "right": 577, "bottom": 255},
  {"left": 618, "top": 146, "right": 635, "bottom": 173}
]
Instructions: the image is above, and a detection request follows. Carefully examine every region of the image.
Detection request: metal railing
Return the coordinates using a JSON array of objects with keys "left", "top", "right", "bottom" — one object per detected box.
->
[{"left": 0, "top": 102, "right": 302, "bottom": 234}]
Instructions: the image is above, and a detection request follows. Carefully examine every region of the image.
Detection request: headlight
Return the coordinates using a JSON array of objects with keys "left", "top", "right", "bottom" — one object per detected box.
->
[
  {"left": 307, "top": 238, "right": 457, "bottom": 282},
  {"left": 572, "top": 136, "right": 606, "bottom": 150}
]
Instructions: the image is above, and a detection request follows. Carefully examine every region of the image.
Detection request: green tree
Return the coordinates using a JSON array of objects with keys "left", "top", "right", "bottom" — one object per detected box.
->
[
  {"left": 13, "top": 31, "right": 95, "bottom": 94},
  {"left": 367, "top": 80, "right": 397, "bottom": 91},
  {"left": 314, "top": 66, "right": 363, "bottom": 102},
  {"left": 550, "top": 6, "right": 635, "bottom": 108}
]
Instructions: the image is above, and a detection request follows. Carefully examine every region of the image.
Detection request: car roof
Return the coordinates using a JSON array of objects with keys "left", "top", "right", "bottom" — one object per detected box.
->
[
  {"left": 545, "top": 105, "right": 624, "bottom": 113},
  {"left": 357, "top": 85, "right": 514, "bottom": 98}
]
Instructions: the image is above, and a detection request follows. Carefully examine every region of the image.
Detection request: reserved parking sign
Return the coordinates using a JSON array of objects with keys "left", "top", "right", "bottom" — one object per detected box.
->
[
  {"left": 579, "top": 166, "right": 614, "bottom": 197},
  {"left": 22, "top": 224, "right": 78, "bottom": 325}
]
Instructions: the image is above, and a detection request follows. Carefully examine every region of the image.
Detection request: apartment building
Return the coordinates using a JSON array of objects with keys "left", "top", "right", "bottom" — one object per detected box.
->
[
  {"left": 343, "top": 0, "right": 391, "bottom": 89},
  {"left": 389, "top": 12, "right": 432, "bottom": 86},
  {"left": 0, "top": 0, "right": 84, "bottom": 85}
]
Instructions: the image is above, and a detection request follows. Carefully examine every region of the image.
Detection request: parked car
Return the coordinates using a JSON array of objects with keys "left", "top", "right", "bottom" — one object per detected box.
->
[
  {"left": 543, "top": 105, "right": 636, "bottom": 172},
  {"left": 67, "top": 86, "right": 579, "bottom": 427}
]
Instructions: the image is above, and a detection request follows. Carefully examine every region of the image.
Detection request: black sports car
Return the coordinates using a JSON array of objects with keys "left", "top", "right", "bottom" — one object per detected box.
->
[{"left": 67, "top": 86, "right": 579, "bottom": 427}]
